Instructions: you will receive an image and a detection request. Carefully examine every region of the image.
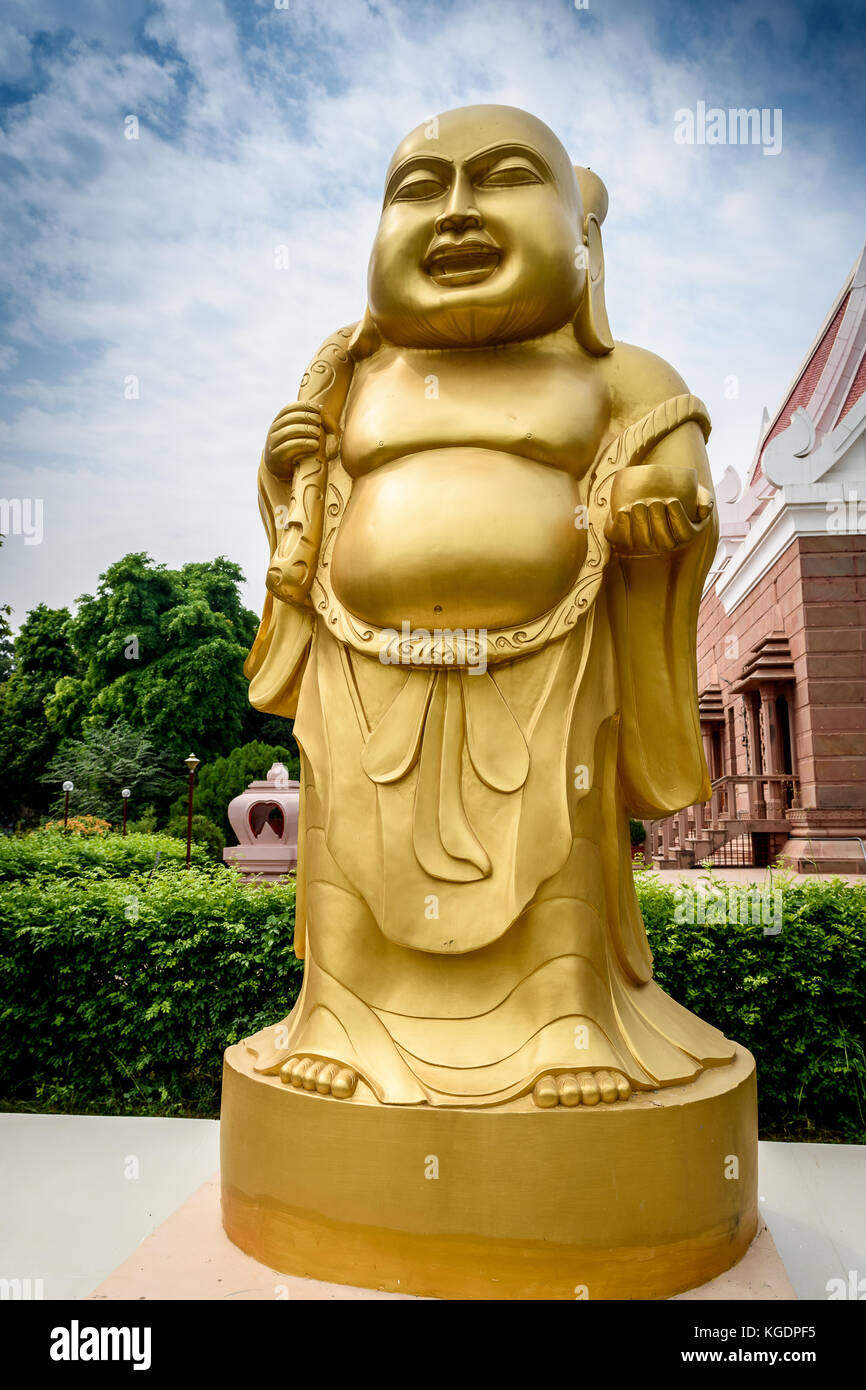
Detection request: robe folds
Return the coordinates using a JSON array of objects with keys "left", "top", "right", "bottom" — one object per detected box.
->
[{"left": 243, "top": 444, "right": 734, "bottom": 1105}]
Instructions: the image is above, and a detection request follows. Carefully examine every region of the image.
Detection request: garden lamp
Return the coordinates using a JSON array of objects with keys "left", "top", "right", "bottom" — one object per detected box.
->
[
  {"left": 184, "top": 754, "right": 200, "bottom": 868},
  {"left": 121, "top": 787, "right": 131, "bottom": 838},
  {"left": 62, "top": 780, "right": 73, "bottom": 829}
]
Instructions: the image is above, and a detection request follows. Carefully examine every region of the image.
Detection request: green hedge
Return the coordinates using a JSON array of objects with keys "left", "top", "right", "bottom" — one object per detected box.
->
[
  {"left": 0, "top": 827, "right": 211, "bottom": 881},
  {"left": 0, "top": 849, "right": 863, "bottom": 1138},
  {"left": 638, "top": 872, "right": 866, "bottom": 1141},
  {"left": 0, "top": 862, "right": 300, "bottom": 1116}
]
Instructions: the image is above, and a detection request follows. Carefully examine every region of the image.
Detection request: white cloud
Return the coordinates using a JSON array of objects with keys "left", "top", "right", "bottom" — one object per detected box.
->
[{"left": 0, "top": 0, "right": 864, "bottom": 627}]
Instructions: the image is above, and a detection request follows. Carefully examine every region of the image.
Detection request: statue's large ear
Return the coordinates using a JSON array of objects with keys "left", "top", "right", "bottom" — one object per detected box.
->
[{"left": 573, "top": 166, "right": 614, "bottom": 355}]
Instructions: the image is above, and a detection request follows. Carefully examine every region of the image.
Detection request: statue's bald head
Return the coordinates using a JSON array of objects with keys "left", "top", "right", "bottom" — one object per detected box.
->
[
  {"left": 368, "top": 104, "right": 593, "bottom": 349},
  {"left": 384, "top": 105, "right": 583, "bottom": 212}
]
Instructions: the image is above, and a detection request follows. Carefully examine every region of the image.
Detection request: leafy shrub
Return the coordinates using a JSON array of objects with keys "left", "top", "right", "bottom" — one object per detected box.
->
[
  {"left": 639, "top": 870, "right": 866, "bottom": 1141},
  {"left": 126, "top": 805, "right": 159, "bottom": 835},
  {"left": 0, "top": 827, "right": 209, "bottom": 882},
  {"left": 629, "top": 818, "right": 647, "bottom": 847},
  {"left": 0, "top": 851, "right": 863, "bottom": 1137},
  {"left": 42, "top": 815, "right": 112, "bottom": 837},
  {"left": 164, "top": 812, "right": 225, "bottom": 863},
  {"left": 0, "top": 864, "right": 299, "bottom": 1117}
]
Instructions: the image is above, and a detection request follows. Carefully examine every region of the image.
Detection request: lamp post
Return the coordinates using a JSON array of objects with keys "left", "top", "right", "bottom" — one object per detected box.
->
[
  {"left": 121, "top": 788, "right": 131, "bottom": 838},
  {"left": 62, "top": 780, "right": 73, "bottom": 829},
  {"left": 184, "top": 754, "right": 200, "bottom": 868}
]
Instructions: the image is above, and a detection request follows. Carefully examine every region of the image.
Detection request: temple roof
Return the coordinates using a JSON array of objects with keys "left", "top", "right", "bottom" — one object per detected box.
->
[
  {"left": 749, "top": 241, "right": 866, "bottom": 489},
  {"left": 709, "top": 238, "right": 866, "bottom": 613},
  {"left": 730, "top": 632, "right": 796, "bottom": 694}
]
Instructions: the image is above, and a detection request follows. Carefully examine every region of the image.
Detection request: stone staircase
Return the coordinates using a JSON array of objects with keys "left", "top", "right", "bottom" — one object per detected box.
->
[{"left": 645, "top": 774, "right": 798, "bottom": 870}]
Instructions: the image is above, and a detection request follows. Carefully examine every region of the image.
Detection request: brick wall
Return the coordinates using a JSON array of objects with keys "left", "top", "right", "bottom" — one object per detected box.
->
[{"left": 696, "top": 534, "right": 866, "bottom": 811}]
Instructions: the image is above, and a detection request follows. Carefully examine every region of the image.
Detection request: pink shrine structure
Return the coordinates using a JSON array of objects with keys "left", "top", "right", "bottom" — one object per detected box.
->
[{"left": 223, "top": 762, "right": 300, "bottom": 883}]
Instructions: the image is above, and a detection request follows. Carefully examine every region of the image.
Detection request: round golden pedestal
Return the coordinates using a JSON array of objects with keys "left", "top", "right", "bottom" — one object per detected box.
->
[{"left": 220, "top": 1041, "right": 757, "bottom": 1300}]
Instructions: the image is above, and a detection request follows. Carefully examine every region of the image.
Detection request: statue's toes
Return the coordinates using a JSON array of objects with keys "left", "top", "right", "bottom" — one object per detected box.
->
[
  {"left": 315, "top": 1062, "right": 338, "bottom": 1094},
  {"left": 615, "top": 1072, "right": 632, "bottom": 1101},
  {"left": 532, "top": 1074, "right": 560, "bottom": 1108},
  {"left": 532, "top": 1069, "right": 633, "bottom": 1108},
  {"left": 331, "top": 1067, "right": 358, "bottom": 1099},
  {"left": 556, "top": 1073, "right": 581, "bottom": 1107},
  {"left": 576, "top": 1071, "right": 601, "bottom": 1105},
  {"left": 595, "top": 1069, "right": 619, "bottom": 1103},
  {"left": 279, "top": 1056, "right": 357, "bottom": 1098},
  {"left": 575, "top": 1070, "right": 632, "bottom": 1104}
]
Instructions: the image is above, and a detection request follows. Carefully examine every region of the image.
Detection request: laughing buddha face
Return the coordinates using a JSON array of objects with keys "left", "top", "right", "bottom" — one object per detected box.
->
[{"left": 367, "top": 105, "right": 589, "bottom": 349}]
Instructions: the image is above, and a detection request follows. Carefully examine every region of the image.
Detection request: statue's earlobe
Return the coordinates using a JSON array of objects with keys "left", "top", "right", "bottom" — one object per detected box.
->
[
  {"left": 573, "top": 165, "right": 614, "bottom": 356},
  {"left": 575, "top": 213, "right": 614, "bottom": 355}
]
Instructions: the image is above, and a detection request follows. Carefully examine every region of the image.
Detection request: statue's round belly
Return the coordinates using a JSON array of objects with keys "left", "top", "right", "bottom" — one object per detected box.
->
[{"left": 330, "top": 449, "right": 587, "bottom": 631}]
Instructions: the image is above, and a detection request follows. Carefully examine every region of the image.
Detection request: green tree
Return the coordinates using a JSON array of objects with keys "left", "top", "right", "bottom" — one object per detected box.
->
[
  {"left": 41, "top": 719, "right": 179, "bottom": 821},
  {"left": 47, "top": 553, "right": 295, "bottom": 765},
  {"left": 1, "top": 553, "right": 297, "bottom": 827},
  {"left": 0, "top": 605, "right": 79, "bottom": 828}
]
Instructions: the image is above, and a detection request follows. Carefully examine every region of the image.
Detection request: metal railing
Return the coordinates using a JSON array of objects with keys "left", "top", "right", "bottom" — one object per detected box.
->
[{"left": 646, "top": 773, "right": 799, "bottom": 866}]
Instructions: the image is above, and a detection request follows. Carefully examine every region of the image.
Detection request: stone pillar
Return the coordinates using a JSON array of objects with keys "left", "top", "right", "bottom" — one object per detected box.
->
[
  {"left": 759, "top": 683, "right": 783, "bottom": 818},
  {"left": 745, "top": 694, "right": 766, "bottom": 819},
  {"left": 701, "top": 726, "right": 714, "bottom": 779}
]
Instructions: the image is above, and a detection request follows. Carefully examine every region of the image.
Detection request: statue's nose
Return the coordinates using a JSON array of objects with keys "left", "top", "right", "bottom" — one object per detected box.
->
[
  {"left": 434, "top": 171, "right": 483, "bottom": 235},
  {"left": 434, "top": 206, "right": 483, "bottom": 235}
]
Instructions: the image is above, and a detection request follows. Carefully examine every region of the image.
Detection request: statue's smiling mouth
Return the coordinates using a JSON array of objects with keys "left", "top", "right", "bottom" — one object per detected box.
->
[{"left": 424, "top": 239, "right": 502, "bottom": 287}]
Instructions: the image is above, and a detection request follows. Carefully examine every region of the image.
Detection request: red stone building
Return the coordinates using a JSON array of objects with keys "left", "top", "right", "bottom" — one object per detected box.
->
[{"left": 647, "top": 243, "right": 866, "bottom": 872}]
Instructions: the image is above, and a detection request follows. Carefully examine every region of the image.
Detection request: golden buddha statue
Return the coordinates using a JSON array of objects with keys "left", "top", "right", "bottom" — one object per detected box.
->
[{"left": 222, "top": 105, "right": 757, "bottom": 1299}]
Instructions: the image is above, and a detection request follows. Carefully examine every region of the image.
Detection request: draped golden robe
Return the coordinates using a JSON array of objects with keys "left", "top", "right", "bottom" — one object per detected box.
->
[{"left": 243, "top": 329, "right": 734, "bottom": 1106}]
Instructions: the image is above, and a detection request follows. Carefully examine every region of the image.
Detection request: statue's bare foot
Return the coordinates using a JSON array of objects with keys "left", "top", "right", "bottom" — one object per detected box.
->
[
  {"left": 532, "top": 1070, "right": 631, "bottom": 1108},
  {"left": 279, "top": 1055, "right": 358, "bottom": 1098}
]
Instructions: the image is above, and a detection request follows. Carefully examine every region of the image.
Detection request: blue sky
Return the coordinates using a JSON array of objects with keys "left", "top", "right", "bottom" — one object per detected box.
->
[{"left": 1, "top": 0, "right": 865, "bottom": 625}]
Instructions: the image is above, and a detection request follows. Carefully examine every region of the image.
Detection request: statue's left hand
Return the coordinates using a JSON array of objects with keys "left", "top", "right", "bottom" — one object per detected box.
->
[
  {"left": 264, "top": 401, "right": 328, "bottom": 480},
  {"left": 605, "top": 463, "right": 713, "bottom": 555}
]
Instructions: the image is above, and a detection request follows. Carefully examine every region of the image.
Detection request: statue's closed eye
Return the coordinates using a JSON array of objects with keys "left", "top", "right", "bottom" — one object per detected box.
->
[
  {"left": 476, "top": 162, "right": 543, "bottom": 189},
  {"left": 391, "top": 173, "right": 449, "bottom": 203},
  {"left": 390, "top": 159, "right": 544, "bottom": 205}
]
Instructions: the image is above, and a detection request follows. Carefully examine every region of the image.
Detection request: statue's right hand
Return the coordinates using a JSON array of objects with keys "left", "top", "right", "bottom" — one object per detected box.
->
[{"left": 264, "top": 401, "right": 326, "bottom": 480}]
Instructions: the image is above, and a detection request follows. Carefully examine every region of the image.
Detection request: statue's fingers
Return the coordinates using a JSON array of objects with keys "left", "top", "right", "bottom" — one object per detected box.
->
[
  {"left": 268, "top": 438, "right": 321, "bottom": 462},
  {"left": 267, "top": 444, "right": 320, "bottom": 469},
  {"left": 266, "top": 442, "right": 319, "bottom": 476},
  {"left": 695, "top": 486, "right": 714, "bottom": 521},
  {"left": 666, "top": 498, "right": 695, "bottom": 545},
  {"left": 605, "top": 509, "right": 632, "bottom": 551},
  {"left": 272, "top": 416, "right": 321, "bottom": 431},
  {"left": 268, "top": 439, "right": 319, "bottom": 465},
  {"left": 648, "top": 500, "right": 676, "bottom": 550},
  {"left": 317, "top": 406, "right": 340, "bottom": 436},
  {"left": 272, "top": 414, "right": 321, "bottom": 434},
  {"left": 269, "top": 424, "right": 322, "bottom": 448},
  {"left": 629, "top": 502, "right": 652, "bottom": 551},
  {"left": 272, "top": 403, "right": 321, "bottom": 428}
]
